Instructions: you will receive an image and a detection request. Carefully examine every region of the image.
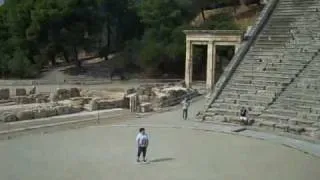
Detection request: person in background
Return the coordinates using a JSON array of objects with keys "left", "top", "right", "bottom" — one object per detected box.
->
[
  {"left": 181, "top": 97, "right": 190, "bottom": 120},
  {"left": 136, "top": 128, "right": 149, "bottom": 162}
]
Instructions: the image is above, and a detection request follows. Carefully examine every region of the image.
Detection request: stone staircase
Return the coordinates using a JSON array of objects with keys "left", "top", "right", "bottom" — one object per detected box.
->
[
  {"left": 257, "top": 54, "right": 320, "bottom": 137},
  {"left": 203, "top": 0, "right": 320, "bottom": 134}
]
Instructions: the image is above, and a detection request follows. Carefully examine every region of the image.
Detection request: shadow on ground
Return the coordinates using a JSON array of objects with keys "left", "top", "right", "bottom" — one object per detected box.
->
[{"left": 149, "top": 158, "right": 175, "bottom": 163}]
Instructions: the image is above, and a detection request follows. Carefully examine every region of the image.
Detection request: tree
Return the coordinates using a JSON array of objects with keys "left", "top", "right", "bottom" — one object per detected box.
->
[
  {"left": 97, "top": 0, "right": 142, "bottom": 61},
  {"left": 199, "top": 12, "right": 239, "bottom": 30},
  {"left": 0, "top": 0, "right": 245, "bottom": 78},
  {"left": 135, "top": 0, "right": 188, "bottom": 75},
  {"left": 8, "top": 49, "right": 37, "bottom": 78}
]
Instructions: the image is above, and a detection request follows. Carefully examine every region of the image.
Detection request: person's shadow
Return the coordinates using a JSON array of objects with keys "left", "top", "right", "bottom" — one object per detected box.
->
[{"left": 149, "top": 158, "right": 175, "bottom": 163}]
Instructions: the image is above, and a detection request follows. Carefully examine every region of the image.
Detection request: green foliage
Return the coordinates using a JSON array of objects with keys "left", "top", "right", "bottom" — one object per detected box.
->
[
  {"left": 199, "top": 13, "right": 240, "bottom": 30},
  {"left": 0, "top": 0, "right": 244, "bottom": 78},
  {"left": 8, "top": 49, "right": 37, "bottom": 78},
  {"left": 132, "top": 0, "right": 190, "bottom": 75}
]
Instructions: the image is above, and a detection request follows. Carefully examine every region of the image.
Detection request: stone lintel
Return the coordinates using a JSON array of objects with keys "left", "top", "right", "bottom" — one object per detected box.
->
[
  {"left": 185, "top": 30, "right": 244, "bottom": 43},
  {"left": 183, "top": 30, "right": 244, "bottom": 36}
]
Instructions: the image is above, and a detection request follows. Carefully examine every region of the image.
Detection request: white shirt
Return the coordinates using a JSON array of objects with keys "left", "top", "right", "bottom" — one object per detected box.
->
[
  {"left": 136, "top": 133, "right": 149, "bottom": 147},
  {"left": 182, "top": 100, "right": 190, "bottom": 110}
]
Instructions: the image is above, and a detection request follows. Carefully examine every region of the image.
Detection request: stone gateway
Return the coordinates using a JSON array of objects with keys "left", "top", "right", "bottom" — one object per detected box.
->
[{"left": 183, "top": 30, "right": 243, "bottom": 90}]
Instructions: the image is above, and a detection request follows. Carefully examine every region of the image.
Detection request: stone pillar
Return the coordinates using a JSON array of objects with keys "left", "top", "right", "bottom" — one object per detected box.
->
[
  {"left": 185, "top": 40, "right": 193, "bottom": 88},
  {"left": 206, "top": 41, "right": 216, "bottom": 90},
  {"left": 129, "top": 94, "right": 139, "bottom": 112}
]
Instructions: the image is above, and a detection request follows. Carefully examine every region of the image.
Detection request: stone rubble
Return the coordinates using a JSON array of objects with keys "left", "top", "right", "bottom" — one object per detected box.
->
[{"left": 0, "top": 84, "right": 199, "bottom": 122}]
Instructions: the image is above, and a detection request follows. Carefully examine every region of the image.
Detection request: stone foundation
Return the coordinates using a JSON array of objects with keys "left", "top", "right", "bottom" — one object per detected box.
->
[
  {"left": 0, "top": 88, "right": 9, "bottom": 100},
  {"left": 16, "top": 88, "right": 27, "bottom": 96}
]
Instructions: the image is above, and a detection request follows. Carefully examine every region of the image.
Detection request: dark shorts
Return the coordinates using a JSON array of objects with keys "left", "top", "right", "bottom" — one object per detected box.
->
[{"left": 137, "top": 146, "right": 147, "bottom": 157}]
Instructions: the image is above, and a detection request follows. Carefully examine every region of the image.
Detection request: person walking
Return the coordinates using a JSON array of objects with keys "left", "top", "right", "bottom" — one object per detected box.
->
[
  {"left": 136, "top": 128, "right": 149, "bottom": 163},
  {"left": 181, "top": 97, "right": 190, "bottom": 120}
]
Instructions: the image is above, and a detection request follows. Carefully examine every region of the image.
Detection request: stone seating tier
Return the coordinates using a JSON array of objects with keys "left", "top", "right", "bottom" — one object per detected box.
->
[{"left": 203, "top": 0, "right": 320, "bottom": 138}]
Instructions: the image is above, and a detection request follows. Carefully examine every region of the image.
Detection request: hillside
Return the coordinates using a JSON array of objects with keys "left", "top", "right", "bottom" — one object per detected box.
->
[{"left": 192, "top": 4, "right": 263, "bottom": 31}]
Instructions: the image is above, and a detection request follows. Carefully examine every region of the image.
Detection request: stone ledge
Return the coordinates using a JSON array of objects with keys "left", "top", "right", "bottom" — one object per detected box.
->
[{"left": 183, "top": 30, "right": 243, "bottom": 36}]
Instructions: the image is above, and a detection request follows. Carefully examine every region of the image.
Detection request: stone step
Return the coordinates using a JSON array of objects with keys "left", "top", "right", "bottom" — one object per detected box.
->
[
  {"left": 243, "top": 58, "right": 305, "bottom": 63},
  {"left": 252, "top": 80, "right": 290, "bottom": 86},
  {"left": 300, "top": 72, "right": 320, "bottom": 77},
  {"left": 239, "top": 94, "right": 275, "bottom": 102},
  {"left": 230, "top": 79, "right": 289, "bottom": 87},
  {"left": 264, "top": 27, "right": 310, "bottom": 31},
  {"left": 255, "top": 90, "right": 279, "bottom": 97},
  {"left": 217, "top": 97, "right": 270, "bottom": 107},
  {"left": 241, "top": 73, "right": 293, "bottom": 80},
  {"left": 277, "top": 5, "right": 320, "bottom": 8},
  {"left": 271, "top": 104, "right": 312, "bottom": 114},
  {"left": 277, "top": 17, "right": 320, "bottom": 22},
  {"left": 262, "top": 109, "right": 320, "bottom": 122},
  {"left": 250, "top": 48, "right": 315, "bottom": 53},
  {"left": 268, "top": 22, "right": 320, "bottom": 27},
  {"left": 242, "top": 60, "right": 307, "bottom": 67},
  {"left": 203, "top": 114, "right": 241, "bottom": 124},
  {"left": 252, "top": 45, "right": 286, "bottom": 49},
  {"left": 259, "top": 34, "right": 291, "bottom": 38},
  {"left": 255, "top": 120, "right": 306, "bottom": 134},
  {"left": 234, "top": 75, "right": 293, "bottom": 83},
  {"left": 276, "top": 5, "right": 320, "bottom": 8},
  {"left": 284, "top": 92, "right": 320, "bottom": 101},
  {"left": 210, "top": 102, "right": 265, "bottom": 112},
  {"left": 248, "top": 49, "right": 317, "bottom": 55},
  {"left": 253, "top": 44, "right": 305, "bottom": 49},
  {"left": 255, "top": 40, "right": 287, "bottom": 44},
  {"left": 265, "top": 108, "right": 298, "bottom": 117},
  {"left": 255, "top": 119, "right": 277, "bottom": 128},
  {"left": 261, "top": 31, "right": 291, "bottom": 35},
  {"left": 235, "top": 69, "right": 298, "bottom": 76},
  {"left": 298, "top": 74, "right": 320, "bottom": 78},
  {"left": 221, "top": 87, "right": 251, "bottom": 94},
  {"left": 250, "top": 46, "right": 300, "bottom": 50},
  {"left": 219, "top": 92, "right": 239, "bottom": 99},
  {"left": 269, "top": 17, "right": 320, "bottom": 23},
  {"left": 240, "top": 66, "right": 302, "bottom": 74},
  {"left": 296, "top": 113, "right": 320, "bottom": 122},
  {"left": 243, "top": 57, "right": 306, "bottom": 63},
  {"left": 279, "top": 0, "right": 319, "bottom": 3},
  {"left": 207, "top": 107, "right": 240, "bottom": 116},
  {"left": 276, "top": 4, "right": 320, "bottom": 8},
  {"left": 228, "top": 83, "right": 268, "bottom": 90},
  {"left": 271, "top": 15, "right": 317, "bottom": 20},
  {"left": 229, "top": 78, "right": 252, "bottom": 84},
  {"left": 300, "top": 69, "right": 320, "bottom": 74},
  {"left": 279, "top": 97, "right": 320, "bottom": 106},
  {"left": 209, "top": 107, "right": 261, "bottom": 117},
  {"left": 290, "top": 83, "right": 320, "bottom": 90},
  {"left": 301, "top": 68, "right": 320, "bottom": 73},
  {"left": 253, "top": 43, "right": 286, "bottom": 47},
  {"left": 224, "top": 84, "right": 281, "bottom": 93},
  {"left": 257, "top": 38, "right": 290, "bottom": 42},
  {"left": 258, "top": 114, "right": 290, "bottom": 122},
  {"left": 289, "top": 118, "right": 317, "bottom": 127},
  {"left": 277, "top": 86, "right": 320, "bottom": 92}
]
